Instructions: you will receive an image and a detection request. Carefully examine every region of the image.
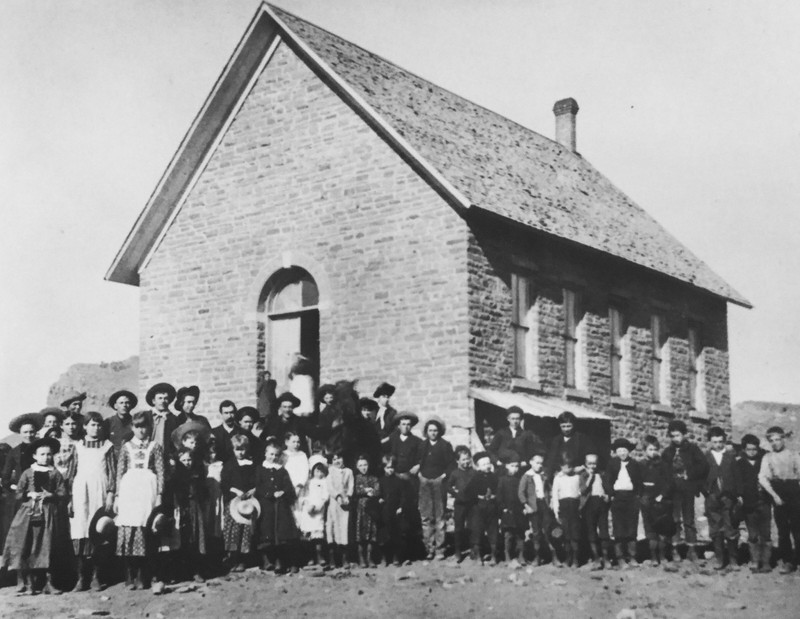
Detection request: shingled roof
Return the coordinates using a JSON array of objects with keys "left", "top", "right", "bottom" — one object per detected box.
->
[{"left": 107, "top": 3, "right": 750, "bottom": 308}]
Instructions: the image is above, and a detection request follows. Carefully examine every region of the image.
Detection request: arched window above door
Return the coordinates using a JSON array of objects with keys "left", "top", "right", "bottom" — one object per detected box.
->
[{"left": 265, "top": 268, "right": 319, "bottom": 316}]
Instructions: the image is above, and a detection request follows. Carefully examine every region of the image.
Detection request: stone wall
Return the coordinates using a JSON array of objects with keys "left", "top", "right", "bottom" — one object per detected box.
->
[
  {"left": 467, "top": 215, "right": 731, "bottom": 448},
  {"left": 139, "top": 38, "right": 470, "bottom": 427}
]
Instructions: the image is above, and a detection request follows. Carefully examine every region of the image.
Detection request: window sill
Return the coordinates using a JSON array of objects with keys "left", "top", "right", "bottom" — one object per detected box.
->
[
  {"left": 650, "top": 403, "right": 675, "bottom": 417},
  {"left": 565, "top": 388, "right": 592, "bottom": 403},
  {"left": 690, "top": 409, "right": 710, "bottom": 423},
  {"left": 511, "top": 378, "right": 543, "bottom": 394},
  {"left": 611, "top": 397, "right": 636, "bottom": 410}
]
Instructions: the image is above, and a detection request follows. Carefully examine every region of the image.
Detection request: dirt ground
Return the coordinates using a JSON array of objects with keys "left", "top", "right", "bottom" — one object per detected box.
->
[{"left": 1, "top": 558, "right": 799, "bottom": 619}]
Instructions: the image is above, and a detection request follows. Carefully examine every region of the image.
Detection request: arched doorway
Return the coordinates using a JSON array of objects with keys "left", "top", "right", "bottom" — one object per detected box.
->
[{"left": 257, "top": 267, "right": 320, "bottom": 395}]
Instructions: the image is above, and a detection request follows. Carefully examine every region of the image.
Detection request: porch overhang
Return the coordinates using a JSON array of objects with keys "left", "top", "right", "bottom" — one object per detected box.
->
[{"left": 469, "top": 387, "right": 611, "bottom": 421}]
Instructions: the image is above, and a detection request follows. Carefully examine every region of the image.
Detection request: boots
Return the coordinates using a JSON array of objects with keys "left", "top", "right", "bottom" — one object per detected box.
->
[
  {"left": 601, "top": 540, "right": 612, "bottom": 570},
  {"left": 42, "top": 571, "right": 62, "bottom": 595},
  {"left": 531, "top": 540, "right": 542, "bottom": 566},
  {"left": 758, "top": 542, "right": 773, "bottom": 573},
  {"left": 90, "top": 561, "right": 104, "bottom": 592},
  {"left": 367, "top": 543, "right": 377, "bottom": 568},
  {"left": 328, "top": 546, "right": 337, "bottom": 568},
  {"left": 749, "top": 542, "right": 760, "bottom": 573},
  {"left": 504, "top": 532, "right": 513, "bottom": 564},
  {"left": 614, "top": 542, "right": 625, "bottom": 569},
  {"left": 357, "top": 544, "right": 367, "bottom": 568},
  {"left": 316, "top": 543, "right": 327, "bottom": 567},
  {"left": 647, "top": 540, "right": 659, "bottom": 567},
  {"left": 125, "top": 559, "right": 136, "bottom": 590},
  {"left": 15, "top": 570, "right": 28, "bottom": 595},
  {"left": 713, "top": 536, "right": 725, "bottom": 570},
  {"left": 727, "top": 539, "right": 740, "bottom": 570},
  {"left": 471, "top": 545, "right": 481, "bottom": 564},
  {"left": 489, "top": 544, "right": 498, "bottom": 566},
  {"left": 686, "top": 545, "right": 699, "bottom": 564},
  {"left": 627, "top": 540, "right": 639, "bottom": 567},
  {"left": 71, "top": 556, "right": 87, "bottom": 592}
]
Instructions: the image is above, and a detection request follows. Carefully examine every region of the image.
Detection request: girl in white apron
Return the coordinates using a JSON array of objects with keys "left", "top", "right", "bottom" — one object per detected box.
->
[
  {"left": 70, "top": 411, "right": 116, "bottom": 591},
  {"left": 115, "top": 411, "right": 164, "bottom": 590}
]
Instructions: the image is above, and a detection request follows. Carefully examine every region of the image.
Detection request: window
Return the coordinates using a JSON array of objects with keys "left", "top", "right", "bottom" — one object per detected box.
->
[
  {"left": 688, "top": 323, "right": 705, "bottom": 413},
  {"left": 564, "top": 289, "right": 587, "bottom": 389},
  {"left": 609, "top": 305, "right": 630, "bottom": 397},
  {"left": 651, "top": 314, "right": 669, "bottom": 404},
  {"left": 511, "top": 273, "right": 537, "bottom": 381}
]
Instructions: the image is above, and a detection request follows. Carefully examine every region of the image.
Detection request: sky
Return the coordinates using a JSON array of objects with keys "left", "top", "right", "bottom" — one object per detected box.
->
[{"left": 1, "top": 0, "right": 799, "bottom": 432}]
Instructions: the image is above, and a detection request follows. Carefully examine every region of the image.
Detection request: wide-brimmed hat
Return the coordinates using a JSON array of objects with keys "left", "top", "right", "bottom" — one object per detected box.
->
[
  {"left": 393, "top": 411, "right": 419, "bottom": 428},
  {"left": 230, "top": 495, "right": 262, "bottom": 525},
  {"left": 359, "top": 397, "right": 379, "bottom": 414},
  {"left": 30, "top": 436, "right": 61, "bottom": 455},
  {"left": 423, "top": 416, "right": 447, "bottom": 436},
  {"left": 145, "top": 505, "right": 175, "bottom": 536},
  {"left": 170, "top": 420, "right": 212, "bottom": 449},
  {"left": 89, "top": 507, "right": 117, "bottom": 547},
  {"left": 145, "top": 383, "right": 176, "bottom": 407},
  {"left": 108, "top": 389, "right": 138, "bottom": 409},
  {"left": 60, "top": 391, "right": 87, "bottom": 408},
  {"left": 236, "top": 406, "right": 260, "bottom": 422},
  {"left": 9, "top": 412, "right": 43, "bottom": 434},
  {"left": 276, "top": 392, "right": 301, "bottom": 408},
  {"left": 318, "top": 384, "right": 336, "bottom": 399},
  {"left": 373, "top": 382, "right": 396, "bottom": 398},
  {"left": 38, "top": 407, "right": 65, "bottom": 422},
  {"left": 175, "top": 385, "right": 200, "bottom": 408},
  {"left": 472, "top": 450, "right": 491, "bottom": 465},
  {"left": 611, "top": 438, "right": 636, "bottom": 452}
]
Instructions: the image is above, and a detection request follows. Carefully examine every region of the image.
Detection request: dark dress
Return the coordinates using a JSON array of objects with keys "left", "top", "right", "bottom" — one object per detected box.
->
[
  {"left": 344, "top": 417, "right": 382, "bottom": 472},
  {"left": 1, "top": 467, "right": 68, "bottom": 570},
  {"left": 172, "top": 462, "right": 208, "bottom": 554},
  {"left": 1, "top": 443, "right": 34, "bottom": 548},
  {"left": 378, "top": 474, "right": 413, "bottom": 555},
  {"left": 256, "top": 466, "right": 298, "bottom": 547},
  {"left": 220, "top": 460, "right": 258, "bottom": 553},
  {"left": 354, "top": 473, "right": 381, "bottom": 543}
]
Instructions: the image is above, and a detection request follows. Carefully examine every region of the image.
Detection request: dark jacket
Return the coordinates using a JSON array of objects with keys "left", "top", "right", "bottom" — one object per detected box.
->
[
  {"left": 255, "top": 466, "right": 298, "bottom": 544},
  {"left": 373, "top": 405, "right": 397, "bottom": 444},
  {"left": 146, "top": 410, "right": 183, "bottom": 467},
  {"left": 388, "top": 433, "right": 423, "bottom": 475},
  {"left": 497, "top": 473, "right": 526, "bottom": 529},
  {"left": 210, "top": 423, "right": 245, "bottom": 464},
  {"left": 2, "top": 443, "right": 34, "bottom": 492},
  {"left": 640, "top": 457, "right": 674, "bottom": 499},
  {"left": 735, "top": 454, "right": 769, "bottom": 510},
  {"left": 418, "top": 439, "right": 455, "bottom": 479},
  {"left": 545, "top": 432, "right": 595, "bottom": 479},
  {"left": 464, "top": 471, "right": 498, "bottom": 506},
  {"left": 489, "top": 427, "right": 543, "bottom": 466},
  {"left": 703, "top": 449, "right": 739, "bottom": 498},
  {"left": 662, "top": 440, "right": 709, "bottom": 489},
  {"left": 264, "top": 414, "right": 308, "bottom": 453},
  {"left": 448, "top": 468, "right": 476, "bottom": 505},
  {"left": 603, "top": 457, "right": 643, "bottom": 497}
]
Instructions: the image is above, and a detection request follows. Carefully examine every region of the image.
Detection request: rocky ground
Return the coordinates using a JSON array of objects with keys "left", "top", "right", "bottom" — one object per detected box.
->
[{"left": 1, "top": 558, "right": 799, "bottom": 619}]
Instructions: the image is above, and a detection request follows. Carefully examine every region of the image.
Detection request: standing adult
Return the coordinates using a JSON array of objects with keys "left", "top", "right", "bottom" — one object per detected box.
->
[
  {"left": 387, "top": 412, "right": 423, "bottom": 555},
  {"left": 1, "top": 413, "right": 42, "bottom": 548},
  {"left": 373, "top": 382, "right": 398, "bottom": 450},
  {"left": 256, "top": 370, "right": 277, "bottom": 421},
  {"left": 344, "top": 398, "right": 381, "bottom": 471},
  {"left": 264, "top": 393, "right": 307, "bottom": 450},
  {"left": 210, "top": 400, "right": 243, "bottom": 465},
  {"left": 60, "top": 391, "right": 87, "bottom": 418},
  {"left": 37, "top": 407, "right": 64, "bottom": 438},
  {"left": 145, "top": 382, "right": 180, "bottom": 469},
  {"left": 545, "top": 411, "right": 594, "bottom": 480},
  {"left": 104, "top": 390, "right": 137, "bottom": 455},
  {"left": 417, "top": 416, "right": 454, "bottom": 560},
  {"left": 174, "top": 385, "right": 211, "bottom": 431},
  {"left": 488, "top": 406, "right": 543, "bottom": 470}
]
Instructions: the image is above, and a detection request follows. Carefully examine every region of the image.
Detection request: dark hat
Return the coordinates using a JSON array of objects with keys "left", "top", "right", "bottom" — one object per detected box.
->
[
  {"left": 39, "top": 407, "right": 65, "bottom": 421},
  {"left": 236, "top": 406, "right": 260, "bottom": 422},
  {"left": 146, "top": 505, "right": 175, "bottom": 537},
  {"left": 611, "top": 438, "right": 636, "bottom": 452},
  {"left": 145, "top": 382, "right": 176, "bottom": 407},
  {"left": 423, "top": 416, "right": 447, "bottom": 436},
  {"left": 9, "top": 412, "right": 43, "bottom": 434},
  {"left": 472, "top": 450, "right": 491, "bottom": 465},
  {"left": 170, "top": 420, "right": 211, "bottom": 449},
  {"left": 318, "top": 384, "right": 336, "bottom": 399},
  {"left": 394, "top": 411, "right": 419, "bottom": 427},
  {"left": 373, "top": 382, "right": 396, "bottom": 398},
  {"left": 30, "top": 436, "right": 60, "bottom": 455},
  {"left": 89, "top": 507, "right": 117, "bottom": 547},
  {"left": 108, "top": 389, "right": 138, "bottom": 409},
  {"left": 667, "top": 420, "right": 688, "bottom": 435},
  {"left": 500, "top": 450, "right": 522, "bottom": 465},
  {"left": 276, "top": 392, "right": 301, "bottom": 408},
  {"left": 359, "top": 397, "right": 379, "bottom": 413},
  {"left": 60, "top": 391, "right": 87, "bottom": 408},
  {"left": 175, "top": 385, "right": 200, "bottom": 407}
]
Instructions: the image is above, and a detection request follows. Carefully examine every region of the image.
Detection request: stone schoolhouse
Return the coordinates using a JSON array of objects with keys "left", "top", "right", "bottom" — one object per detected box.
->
[{"left": 106, "top": 4, "right": 750, "bottom": 449}]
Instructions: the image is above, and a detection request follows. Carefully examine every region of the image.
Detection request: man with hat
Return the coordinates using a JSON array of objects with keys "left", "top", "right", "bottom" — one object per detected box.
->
[
  {"left": 387, "top": 412, "right": 423, "bottom": 481},
  {"left": 104, "top": 390, "right": 137, "bottom": 455},
  {"left": 373, "top": 382, "right": 398, "bottom": 447},
  {"left": 488, "top": 406, "right": 543, "bottom": 471},
  {"left": 545, "top": 411, "right": 596, "bottom": 481},
  {"left": 61, "top": 391, "right": 87, "bottom": 417},
  {"left": 2, "top": 413, "right": 42, "bottom": 496},
  {"left": 418, "top": 416, "right": 454, "bottom": 560},
  {"left": 264, "top": 392, "right": 307, "bottom": 451},
  {"left": 174, "top": 385, "right": 211, "bottom": 431},
  {"left": 145, "top": 382, "right": 180, "bottom": 467}
]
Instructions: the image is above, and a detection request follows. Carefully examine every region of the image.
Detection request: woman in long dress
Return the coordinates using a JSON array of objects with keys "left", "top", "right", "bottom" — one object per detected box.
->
[{"left": 70, "top": 411, "right": 116, "bottom": 591}]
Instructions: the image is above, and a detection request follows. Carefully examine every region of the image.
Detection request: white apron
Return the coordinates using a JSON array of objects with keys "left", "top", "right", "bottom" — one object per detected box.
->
[
  {"left": 70, "top": 440, "right": 112, "bottom": 540},
  {"left": 116, "top": 441, "right": 159, "bottom": 527}
]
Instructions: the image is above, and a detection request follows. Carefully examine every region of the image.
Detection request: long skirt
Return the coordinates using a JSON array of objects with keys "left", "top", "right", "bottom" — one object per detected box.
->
[
  {"left": 116, "top": 526, "right": 150, "bottom": 557},
  {"left": 1, "top": 502, "right": 57, "bottom": 571},
  {"left": 223, "top": 508, "right": 254, "bottom": 554}
]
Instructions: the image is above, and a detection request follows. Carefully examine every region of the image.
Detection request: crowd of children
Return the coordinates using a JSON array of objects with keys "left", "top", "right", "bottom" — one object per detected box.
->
[{"left": 1, "top": 383, "right": 800, "bottom": 596}]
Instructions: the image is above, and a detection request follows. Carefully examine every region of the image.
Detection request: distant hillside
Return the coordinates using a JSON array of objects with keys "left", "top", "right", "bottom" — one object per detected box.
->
[
  {"left": 732, "top": 400, "right": 800, "bottom": 445},
  {"left": 0, "top": 356, "right": 139, "bottom": 446}
]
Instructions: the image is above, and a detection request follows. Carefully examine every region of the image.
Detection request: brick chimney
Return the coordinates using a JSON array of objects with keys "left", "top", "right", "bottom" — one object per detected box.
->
[{"left": 553, "top": 98, "right": 579, "bottom": 152}]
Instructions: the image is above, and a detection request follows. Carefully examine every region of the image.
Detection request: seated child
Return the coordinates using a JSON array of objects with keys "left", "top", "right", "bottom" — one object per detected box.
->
[
  {"left": 639, "top": 436, "right": 674, "bottom": 568},
  {"left": 298, "top": 458, "right": 330, "bottom": 566},
  {"left": 736, "top": 434, "right": 772, "bottom": 573},
  {"left": 605, "top": 438, "right": 642, "bottom": 569},
  {"left": 497, "top": 452, "right": 526, "bottom": 565},
  {"left": 256, "top": 440, "right": 299, "bottom": 574},
  {"left": 464, "top": 451, "right": 499, "bottom": 565},
  {"left": 378, "top": 455, "right": 411, "bottom": 566},
  {"left": 220, "top": 434, "right": 259, "bottom": 572},
  {"left": 518, "top": 452, "right": 558, "bottom": 566},
  {"left": 579, "top": 452, "right": 611, "bottom": 569},
  {"left": 0, "top": 437, "right": 67, "bottom": 595},
  {"left": 354, "top": 454, "right": 381, "bottom": 568},
  {"left": 172, "top": 447, "right": 208, "bottom": 582},
  {"left": 552, "top": 453, "right": 581, "bottom": 567},
  {"left": 447, "top": 446, "right": 475, "bottom": 563},
  {"left": 325, "top": 450, "right": 354, "bottom": 568}
]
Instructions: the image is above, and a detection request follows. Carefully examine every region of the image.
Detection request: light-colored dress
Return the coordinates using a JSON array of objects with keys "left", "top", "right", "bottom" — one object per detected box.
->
[
  {"left": 325, "top": 465, "right": 353, "bottom": 544},
  {"left": 71, "top": 439, "right": 116, "bottom": 555},
  {"left": 54, "top": 437, "right": 79, "bottom": 487},
  {"left": 205, "top": 460, "right": 224, "bottom": 539},
  {"left": 299, "top": 477, "right": 330, "bottom": 540},
  {"left": 283, "top": 450, "right": 309, "bottom": 524},
  {"left": 116, "top": 439, "right": 164, "bottom": 556}
]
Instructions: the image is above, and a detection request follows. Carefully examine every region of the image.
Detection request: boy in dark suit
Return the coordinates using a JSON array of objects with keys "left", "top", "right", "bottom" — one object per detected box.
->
[
  {"left": 736, "top": 434, "right": 772, "bottom": 573},
  {"left": 580, "top": 452, "right": 611, "bottom": 570},
  {"left": 497, "top": 452, "right": 526, "bottom": 565},
  {"left": 464, "top": 451, "right": 499, "bottom": 565},
  {"left": 605, "top": 438, "right": 642, "bottom": 569},
  {"left": 704, "top": 426, "right": 741, "bottom": 570}
]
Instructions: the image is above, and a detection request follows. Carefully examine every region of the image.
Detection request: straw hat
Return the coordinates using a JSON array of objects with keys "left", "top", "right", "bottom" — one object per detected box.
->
[
  {"left": 230, "top": 495, "right": 262, "bottom": 525},
  {"left": 9, "top": 412, "right": 43, "bottom": 434},
  {"left": 89, "top": 507, "right": 117, "bottom": 547}
]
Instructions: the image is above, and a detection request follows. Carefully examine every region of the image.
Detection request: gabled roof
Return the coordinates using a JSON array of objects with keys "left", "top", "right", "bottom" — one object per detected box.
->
[{"left": 106, "top": 3, "right": 750, "bottom": 308}]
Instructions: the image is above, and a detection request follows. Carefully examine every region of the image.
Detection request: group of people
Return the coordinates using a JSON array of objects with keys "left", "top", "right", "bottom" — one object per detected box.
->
[{"left": 1, "top": 380, "right": 799, "bottom": 598}]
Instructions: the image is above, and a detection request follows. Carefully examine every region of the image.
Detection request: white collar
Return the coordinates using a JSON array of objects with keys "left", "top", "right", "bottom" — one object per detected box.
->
[
  {"left": 32, "top": 464, "right": 53, "bottom": 472},
  {"left": 236, "top": 459, "right": 253, "bottom": 466},
  {"left": 263, "top": 461, "right": 281, "bottom": 470}
]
